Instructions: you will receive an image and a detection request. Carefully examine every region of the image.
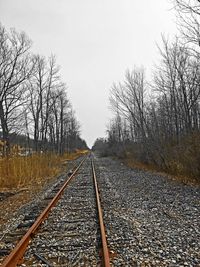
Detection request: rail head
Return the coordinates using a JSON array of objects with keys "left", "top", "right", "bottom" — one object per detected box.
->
[{"left": 91, "top": 158, "right": 111, "bottom": 267}]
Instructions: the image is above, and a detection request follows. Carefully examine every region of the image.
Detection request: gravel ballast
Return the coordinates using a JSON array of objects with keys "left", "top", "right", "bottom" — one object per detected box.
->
[{"left": 22, "top": 157, "right": 100, "bottom": 266}]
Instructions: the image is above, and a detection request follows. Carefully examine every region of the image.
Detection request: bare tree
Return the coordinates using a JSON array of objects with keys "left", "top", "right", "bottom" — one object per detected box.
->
[
  {"left": 154, "top": 36, "right": 200, "bottom": 140},
  {"left": 110, "top": 68, "right": 147, "bottom": 142},
  {"left": 173, "top": 0, "right": 200, "bottom": 48},
  {"left": 28, "top": 54, "right": 63, "bottom": 151},
  {"left": 28, "top": 55, "right": 47, "bottom": 151},
  {"left": 0, "top": 24, "right": 33, "bottom": 153}
]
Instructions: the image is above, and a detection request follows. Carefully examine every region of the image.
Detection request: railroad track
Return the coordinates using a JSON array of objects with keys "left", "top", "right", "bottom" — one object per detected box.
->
[{"left": 1, "top": 155, "right": 111, "bottom": 267}]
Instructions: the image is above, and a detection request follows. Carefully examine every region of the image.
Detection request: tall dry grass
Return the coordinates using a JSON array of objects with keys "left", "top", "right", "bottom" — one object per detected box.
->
[
  {"left": 0, "top": 150, "right": 88, "bottom": 189},
  {"left": 124, "top": 132, "right": 200, "bottom": 185}
]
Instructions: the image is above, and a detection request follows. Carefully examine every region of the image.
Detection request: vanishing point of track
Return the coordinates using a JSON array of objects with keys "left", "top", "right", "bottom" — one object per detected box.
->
[{"left": 1, "top": 154, "right": 111, "bottom": 267}]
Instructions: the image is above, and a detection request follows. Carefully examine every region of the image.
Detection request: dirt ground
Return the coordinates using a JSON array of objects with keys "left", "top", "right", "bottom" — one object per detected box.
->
[{"left": 0, "top": 188, "right": 38, "bottom": 233}]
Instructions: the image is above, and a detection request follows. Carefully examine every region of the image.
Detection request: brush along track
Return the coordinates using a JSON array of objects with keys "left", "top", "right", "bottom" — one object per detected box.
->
[{"left": 1, "top": 156, "right": 111, "bottom": 266}]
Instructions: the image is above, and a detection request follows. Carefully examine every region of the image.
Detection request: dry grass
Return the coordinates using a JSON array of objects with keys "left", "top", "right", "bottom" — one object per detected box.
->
[
  {"left": 125, "top": 158, "right": 200, "bottom": 186},
  {"left": 0, "top": 150, "right": 88, "bottom": 190}
]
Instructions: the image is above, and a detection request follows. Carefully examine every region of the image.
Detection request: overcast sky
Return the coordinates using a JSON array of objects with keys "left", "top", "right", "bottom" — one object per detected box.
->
[{"left": 0, "top": 0, "right": 178, "bottom": 147}]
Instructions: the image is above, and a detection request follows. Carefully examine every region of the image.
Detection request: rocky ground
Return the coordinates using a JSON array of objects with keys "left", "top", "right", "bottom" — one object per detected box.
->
[{"left": 94, "top": 155, "right": 200, "bottom": 267}]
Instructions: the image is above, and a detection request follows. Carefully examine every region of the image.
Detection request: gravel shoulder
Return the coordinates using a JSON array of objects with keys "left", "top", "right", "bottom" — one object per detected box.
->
[{"left": 95, "top": 155, "right": 200, "bottom": 267}]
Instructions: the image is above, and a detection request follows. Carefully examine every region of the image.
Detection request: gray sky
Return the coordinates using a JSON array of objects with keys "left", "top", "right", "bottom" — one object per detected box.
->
[{"left": 0, "top": 0, "right": 178, "bottom": 147}]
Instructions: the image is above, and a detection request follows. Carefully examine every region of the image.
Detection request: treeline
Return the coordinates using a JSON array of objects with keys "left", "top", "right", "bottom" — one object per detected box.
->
[
  {"left": 93, "top": 1, "right": 200, "bottom": 180},
  {"left": 0, "top": 23, "right": 87, "bottom": 154}
]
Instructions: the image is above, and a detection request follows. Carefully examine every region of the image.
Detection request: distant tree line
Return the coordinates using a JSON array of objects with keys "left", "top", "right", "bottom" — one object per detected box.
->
[
  {"left": 93, "top": 1, "right": 200, "bottom": 180},
  {"left": 0, "top": 23, "right": 87, "bottom": 155}
]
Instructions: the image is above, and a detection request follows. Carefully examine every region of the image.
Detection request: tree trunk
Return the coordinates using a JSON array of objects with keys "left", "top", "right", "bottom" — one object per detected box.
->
[{"left": 0, "top": 101, "right": 10, "bottom": 155}]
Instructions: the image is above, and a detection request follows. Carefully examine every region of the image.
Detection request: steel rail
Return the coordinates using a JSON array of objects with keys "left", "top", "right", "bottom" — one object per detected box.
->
[
  {"left": 91, "top": 158, "right": 111, "bottom": 267},
  {"left": 2, "top": 156, "right": 87, "bottom": 267}
]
